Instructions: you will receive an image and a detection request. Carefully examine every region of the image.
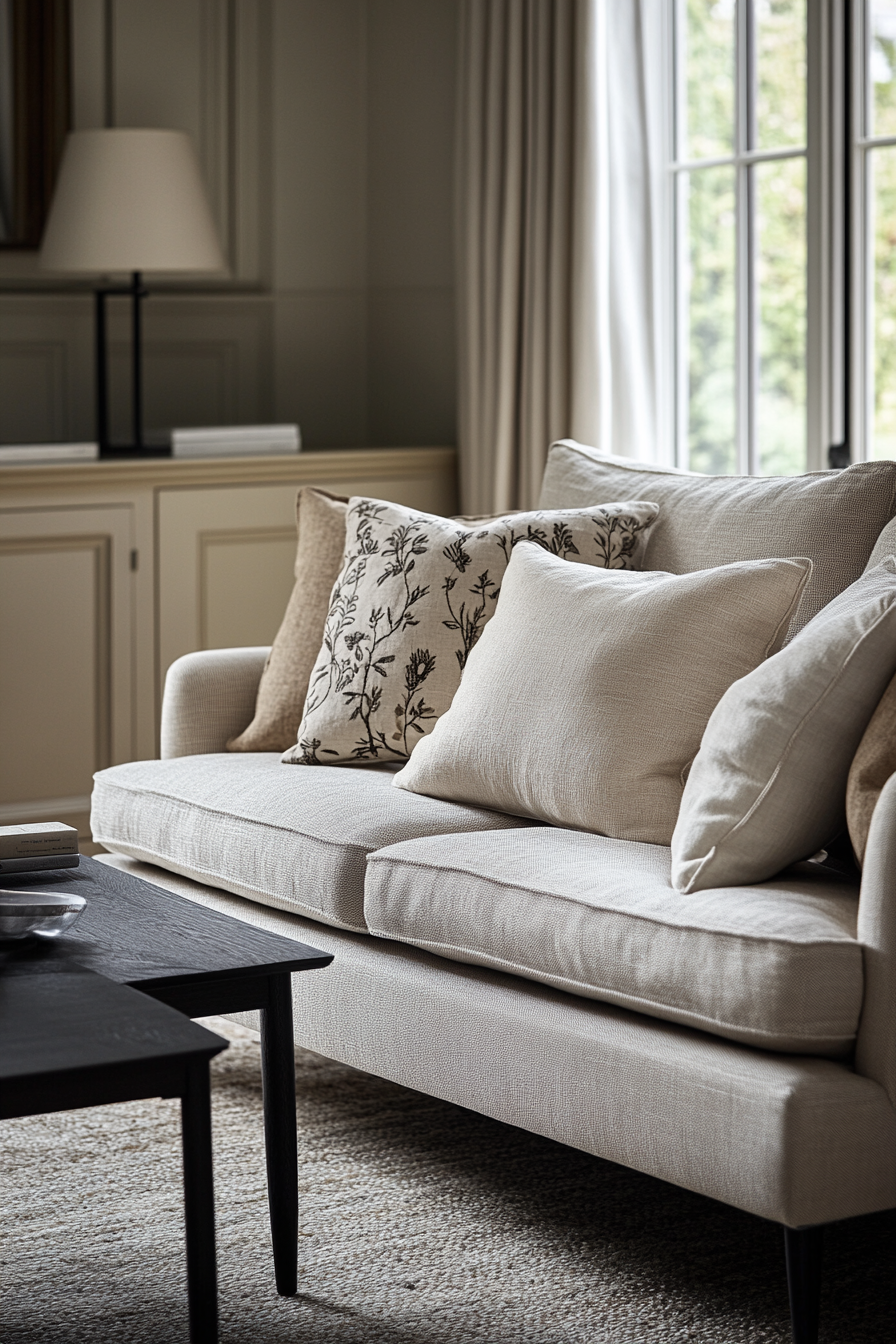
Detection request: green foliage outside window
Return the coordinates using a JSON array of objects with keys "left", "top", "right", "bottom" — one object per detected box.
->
[
  {"left": 683, "top": 0, "right": 806, "bottom": 476},
  {"left": 872, "top": 21, "right": 896, "bottom": 460}
]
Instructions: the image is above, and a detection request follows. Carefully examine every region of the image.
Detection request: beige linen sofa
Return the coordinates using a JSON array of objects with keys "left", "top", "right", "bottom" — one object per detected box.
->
[{"left": 91, "top": 441, "right": 896, "bottom": 1344}]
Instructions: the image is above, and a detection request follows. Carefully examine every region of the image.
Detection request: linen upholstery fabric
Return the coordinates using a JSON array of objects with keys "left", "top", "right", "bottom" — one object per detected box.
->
[
  {"left": 285, "top": 496, "right": 659, "bottom": 767},
  {"left": 228, "top": 487, "right": 348, "bottom": 752},
  {"left": 363, "top": 828, "right": 862, "bottom": 1055},
  {"left": 538, "top": 439, "right": 896, "bottom": 636},
  {"left": 394, "top": 545, "right": 811, "bottom": 845},
  {"left": 673, "top": 558, "right": 896, "bottom": 893},
  {"left": 90, "top": 754, "right": 533, "bottom": 933},
  {"left": 100, "top": 854, "right": 896, "bottom": 1229},
  {"left": 846, "top": 669, "right": 896, "bottom": 866},
  {"left": 161, "top": 647, "right": 270, "bottom": 758}
]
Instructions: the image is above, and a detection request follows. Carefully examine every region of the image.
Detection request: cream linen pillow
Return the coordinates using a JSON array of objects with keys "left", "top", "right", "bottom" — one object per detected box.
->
[
  {"left": 283, "top": 497, "right": 660, "bottom": 767},
  {"left": 672, "top": 557, "right": 896, "bottom": 892},
  {"left": 393, "top": 544, "right": 812, "bottom": 845},
  {"left": 228, "top": 487, "right": 348, "bottom": 752}
]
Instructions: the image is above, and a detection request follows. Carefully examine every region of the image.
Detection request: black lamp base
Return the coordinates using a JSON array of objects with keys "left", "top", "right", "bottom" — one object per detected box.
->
[{"left": 98, "top": 444, "right": 172, "bottom": 461}]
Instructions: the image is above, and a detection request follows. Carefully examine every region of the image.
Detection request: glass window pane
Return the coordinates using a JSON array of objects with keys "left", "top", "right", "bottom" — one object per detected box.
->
[
  {"left": 870, "top": 0, "right": 896, "bottom": 139},
  {"left": 755, "top": 0, "right": 806, "bottom": 150},
  {"left": 682, "top": 167, "right": 737, "bottom": 473},
  {"left": 871, "top": 146, "right": 896, "bottom": 460},
  {"left": 756, "top": 157, "right": 807, "bottom": 474},
  {"left": 681, "top": 0, "right": 735, "bottom": 161}
]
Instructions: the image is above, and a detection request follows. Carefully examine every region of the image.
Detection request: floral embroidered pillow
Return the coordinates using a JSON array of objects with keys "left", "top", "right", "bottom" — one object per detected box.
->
[{"left": 282, "top": 497, "right": 660, "bottom": 766}]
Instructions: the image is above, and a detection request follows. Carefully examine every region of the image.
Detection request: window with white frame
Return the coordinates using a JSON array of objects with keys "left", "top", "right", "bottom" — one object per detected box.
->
[{"left": 669, "top": 1, "right": 846, "bottom": 475}]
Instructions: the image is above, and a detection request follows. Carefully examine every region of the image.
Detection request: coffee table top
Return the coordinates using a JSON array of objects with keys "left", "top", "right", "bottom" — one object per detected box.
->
[
  {"left": 0, "top": 966, "right": 227, "bottom": 1090},
  {"left": 0, "top": 855, "right": 333, "bottom": 991}
]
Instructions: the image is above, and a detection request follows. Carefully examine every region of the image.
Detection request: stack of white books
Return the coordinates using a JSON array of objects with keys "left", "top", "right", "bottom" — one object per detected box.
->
[
  {"left": 0, "top": 442, "right": 99, "bottom": 465},
  {"left": 0, "top": 822, "right": 80, "bottom": 875},
  {"left": 171, "top": 425, "right": 301, "bottom": 458}
]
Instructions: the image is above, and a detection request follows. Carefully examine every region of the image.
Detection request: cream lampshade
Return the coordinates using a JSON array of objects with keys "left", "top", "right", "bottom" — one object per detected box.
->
[{"left": 40, "top": 129, "right": 226, "bottom": 454}]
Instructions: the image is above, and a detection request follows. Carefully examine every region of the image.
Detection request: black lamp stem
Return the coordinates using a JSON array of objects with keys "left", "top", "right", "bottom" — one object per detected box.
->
[
  {"left": 95, "top": 288, "right": 109, "bottom": 454},
  {"left": 94, "top": 272, "right": 148, "bottom": 456},
  {"left": 131, "top": 270, "right": 143, "bottom": 450}
]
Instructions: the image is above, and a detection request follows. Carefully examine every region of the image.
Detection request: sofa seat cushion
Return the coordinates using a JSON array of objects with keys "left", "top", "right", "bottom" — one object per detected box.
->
[
  {"left": 91, "top": 755, "right": 535, "bottom": 933},
  {"left": 364, "top": 829, "right": 862, "bottom": 1056}
]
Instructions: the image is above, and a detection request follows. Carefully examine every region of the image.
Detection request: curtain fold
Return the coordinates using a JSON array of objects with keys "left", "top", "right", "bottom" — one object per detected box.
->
[
  {"left": 457, "top": 0, "right": 575, "bottom": 513},
  {"left": 456, "top": 0, "right": 667, "bottom": 515}
]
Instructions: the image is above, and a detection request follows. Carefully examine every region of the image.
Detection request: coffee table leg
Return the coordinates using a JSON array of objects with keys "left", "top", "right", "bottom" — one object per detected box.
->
[
  {"left": 181, "top": 1059, "right": 219, "bottom": 1343},
  {"left": 260, "top": 972, "right": 298, "bottom": 1296}
]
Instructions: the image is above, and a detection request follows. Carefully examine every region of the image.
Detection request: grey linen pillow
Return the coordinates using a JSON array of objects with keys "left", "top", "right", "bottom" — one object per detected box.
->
[
  {"left": 228, "top": 487, "right": 348, "bottom": 752},
  {"left": 672, "top": 557, "right": 896, "bottom": 892},
  {"left": 393, "top": 544, "right": 812, "bottom": 845},
  {"left": 283, "top": 497, "right": 660, "bottom": 767},
  {"left": 539, "top": 439, "right": 896, "bottom": 637}
]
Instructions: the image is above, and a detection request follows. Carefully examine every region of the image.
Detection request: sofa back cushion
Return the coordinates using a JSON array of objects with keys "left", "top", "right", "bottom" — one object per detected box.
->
[{"left": 539, "top": 439, "right": 896, "bottom": 636}]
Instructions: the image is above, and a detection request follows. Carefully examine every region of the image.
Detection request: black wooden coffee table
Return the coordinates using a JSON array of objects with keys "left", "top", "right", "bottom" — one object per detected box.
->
[
  {"left": 0, "top": 856, "right": 333, "bottom": 1302},
  {"left": 1, "top": 964, "right": 227, "bottom": 1343}
]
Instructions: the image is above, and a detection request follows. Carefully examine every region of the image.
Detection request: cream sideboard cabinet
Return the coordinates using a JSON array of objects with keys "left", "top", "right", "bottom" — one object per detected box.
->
[{"left": 0, "top": 448, "right": 457, "bottom": 847}]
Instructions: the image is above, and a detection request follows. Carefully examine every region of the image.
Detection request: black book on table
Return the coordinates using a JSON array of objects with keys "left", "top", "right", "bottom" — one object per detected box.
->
[{"left": 0, "top": 854, "right": 80, "bottom": 875}]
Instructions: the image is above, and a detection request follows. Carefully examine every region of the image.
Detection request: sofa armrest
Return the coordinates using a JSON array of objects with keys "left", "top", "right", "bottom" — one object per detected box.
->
[
  {"left": 856, "top": 770, "right": 896, "bottom": 1109},
  {"left": 160, "top": 647, "right": 270, "bottom": 758}
]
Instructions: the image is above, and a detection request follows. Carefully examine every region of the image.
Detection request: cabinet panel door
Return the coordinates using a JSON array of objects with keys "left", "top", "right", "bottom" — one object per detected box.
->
[
  {"left": 157, "top": 464, "right": 455, "bottom": 688},
  {"left": 0, "top": 506, "right": 134, "bottom": 843}
]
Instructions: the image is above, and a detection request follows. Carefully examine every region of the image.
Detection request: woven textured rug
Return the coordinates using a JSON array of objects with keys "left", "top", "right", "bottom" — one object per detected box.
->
[{"left": 2, "top": 1018, "right": 892, "bottom": 1344}]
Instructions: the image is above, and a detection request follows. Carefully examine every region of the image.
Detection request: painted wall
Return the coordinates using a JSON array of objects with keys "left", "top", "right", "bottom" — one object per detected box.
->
[{"left": 0, "top": 0, "right": 458, "bottom": 449}]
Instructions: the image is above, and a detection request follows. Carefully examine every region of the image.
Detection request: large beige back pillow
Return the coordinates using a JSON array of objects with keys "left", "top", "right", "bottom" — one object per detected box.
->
[
  {"left": 228, "top": 487, "right": 348, "bottom": 752},
  {"left": 846, "top": 668, "right": 896, "bottom": 866},
  {"left": 539, "top": 439, "right": 896, "bottom": 637}
]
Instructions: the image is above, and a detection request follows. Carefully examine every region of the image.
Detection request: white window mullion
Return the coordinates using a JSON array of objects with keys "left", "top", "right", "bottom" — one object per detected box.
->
[
  {"left": 806, "top": 0, "right": 846, "bottom": 471},
  {"left": 672, "top": 0, "right": 689, "bottom": 469},
  {"left": 735, "top": 0, "right": 754, "bottom": 474},
  {"left": 851, "top": 0, "right": 869, "bottom": 463},
  {"left": 674, "top": 170, "right": 690, "bottom": 469}
]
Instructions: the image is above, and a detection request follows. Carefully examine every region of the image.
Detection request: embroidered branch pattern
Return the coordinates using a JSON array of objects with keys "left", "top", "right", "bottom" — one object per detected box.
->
[{"left": 292, "top": 501, "right": 657, "bottom": 764}]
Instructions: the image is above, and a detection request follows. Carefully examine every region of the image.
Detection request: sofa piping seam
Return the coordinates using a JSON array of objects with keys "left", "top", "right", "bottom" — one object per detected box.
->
[{"left": 363, "top": 924, "right": 857, "bottom": 1047}]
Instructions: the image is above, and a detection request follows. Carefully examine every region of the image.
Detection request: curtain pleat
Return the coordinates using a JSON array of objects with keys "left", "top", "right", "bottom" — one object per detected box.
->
[
  {"left": 457, "top": 1, "right": 668, "bottom": 515},
  {"left": 457, "top": 0, "right": 575, "bottom": 514}
]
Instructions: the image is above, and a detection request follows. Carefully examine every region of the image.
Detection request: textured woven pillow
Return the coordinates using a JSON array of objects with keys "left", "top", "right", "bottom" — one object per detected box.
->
[
  {"left": 539, "top": 439, "right": 896, "bottom": 637},
  {"left": 393, "top": 544, "right": 812, "bottom": 844},
  {"left": 672, "top": 557, "right": 896, "bottom": 892},
  {"left": 283, "top": 496, "right": 660, "bottom": 767},
  {"left": 228, "top": 487, "right": 348, "bottom": 752},
  {"left": 846, "top": 669, "right": 896, "bottom": 866}
]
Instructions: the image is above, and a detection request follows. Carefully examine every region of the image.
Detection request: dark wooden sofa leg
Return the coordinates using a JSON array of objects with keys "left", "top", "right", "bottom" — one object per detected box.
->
[{"left": 784, "top": 1224, "right": 824, "bottom": 1344}]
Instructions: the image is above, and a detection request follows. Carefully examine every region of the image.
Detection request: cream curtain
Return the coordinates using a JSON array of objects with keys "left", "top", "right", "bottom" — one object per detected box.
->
[
  {"left": 456, "top": 1, "right": 667, "bottom": 515},
  {"left": 456, "top": 0, "right": 575, "bottom": 513}
]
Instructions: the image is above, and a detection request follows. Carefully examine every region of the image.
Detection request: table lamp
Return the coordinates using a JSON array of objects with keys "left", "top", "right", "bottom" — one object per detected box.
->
[{"left": 39, "top": 129, "right": 226, "bottom": 456}]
